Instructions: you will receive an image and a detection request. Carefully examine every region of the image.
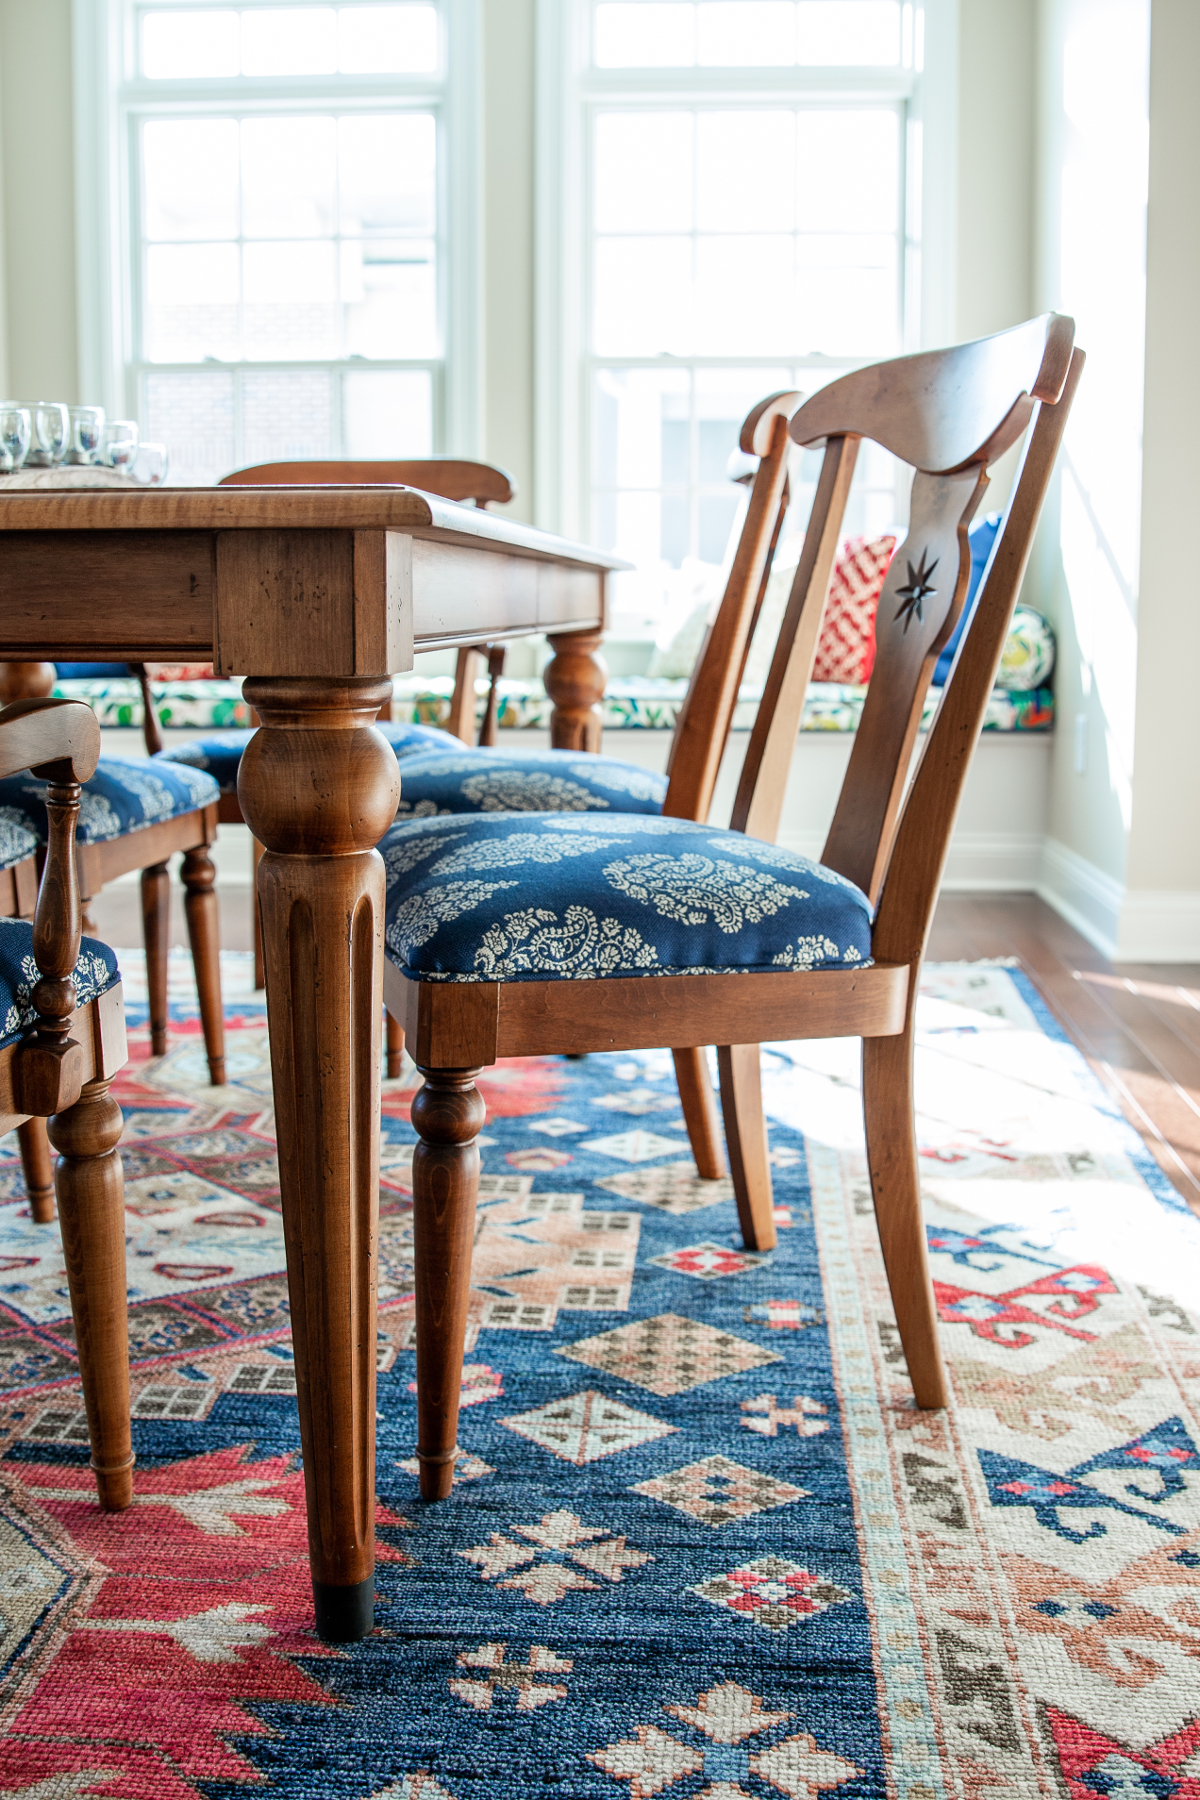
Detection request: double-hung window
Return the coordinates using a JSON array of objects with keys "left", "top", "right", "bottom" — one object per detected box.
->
[
  {"left": 538, "top": 0, "right": 953, "bottom": 632},
  {"left": 77, "top": 0, "right": 477, "bottom": 485}
]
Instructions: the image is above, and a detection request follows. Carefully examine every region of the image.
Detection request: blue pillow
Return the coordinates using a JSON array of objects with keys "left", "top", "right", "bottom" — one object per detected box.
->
[
  {"left": 931, "top": 513, "right": 1002, "bottom": 686},
  {"left": 55, "top": 663, "right": 130, "bottom": 679}
]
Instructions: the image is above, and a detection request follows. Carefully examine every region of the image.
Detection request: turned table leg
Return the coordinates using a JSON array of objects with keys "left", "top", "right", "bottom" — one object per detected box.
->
[
  {"left": 544, "top": 629, "right": 607, "bottom": 752},
  {"left": 238, "top": 676, "right": 400, "bottom": 1643}
]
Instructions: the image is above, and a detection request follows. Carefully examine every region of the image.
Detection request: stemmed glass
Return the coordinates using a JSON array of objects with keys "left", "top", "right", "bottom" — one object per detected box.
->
[
  {"left": 0, "top": 405, "right": 31, "bottom": 473},
  {"left": 23, "top": 402, "right": 69, "bottom": 467},
  {"left": 132, "top": 441, "right": 169, "bottom": 486},
  {"left": 67, "top": 405, "right": 106, "bottom": 465},
  {"left": 104, "top": 419, "right": 140, "bottom": 474}
]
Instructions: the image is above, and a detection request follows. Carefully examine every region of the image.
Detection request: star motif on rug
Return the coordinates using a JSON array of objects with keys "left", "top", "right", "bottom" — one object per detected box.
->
[
  {"left": 448, "top": 1642, "right": 573, "bottom": 1712},
  {"left": 589, "top": 1683, "right": 861, "bottom": 1798},
  {"left": 458, "top": 1508, "right": 652, "bottom": 1604},
  {"left": 691, "top": 1557, "right": 852, "bottom": 1633},
  {"left": 648, "top": 1241, "right": 772, "bottom": 1281},
  {"left": 630, "top": 1454, "right": 809, "bottom": 1526},
  {"left": 893, "top": 548, "right": 939, "bottom": 629}
]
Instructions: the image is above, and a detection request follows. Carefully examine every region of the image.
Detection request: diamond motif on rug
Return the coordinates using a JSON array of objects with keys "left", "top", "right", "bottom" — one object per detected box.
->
[
  {"left": 596, "top": 1162, "right": 734, "bottom": 1213},
  {"left": 690, "top": 1558, "right": 852, "bottom": 1633},
  {"left": 581, "top": 1131, "right": 691, "bottom": 1163},
  {"left": 648, "top": 1241, "right": 771, "bottom": 1281},
  {"left": 556, "top": 1314, "right": 781, "bottom": 1396},
  {"left": 631, "top": 1455, "right": 809, "bottom": 1526},
  {"left": 505, "top": 1148, "right": 574, "bottom": 1171},
  {"left": 459, "top": 1509, "right": 651, "bottom": 1605},
  {"left": 501, "top": 1390, "right": 677, "bottom": 1464},
  {"left": 592, "top": 1088, "right": 683, "bottom": 1116},
  {"left": 744, "top": 1299, "right": 824, "bottom": 1332},
  {"left": 527, "top": 1118, "right": 587, "bottom": 1136}
]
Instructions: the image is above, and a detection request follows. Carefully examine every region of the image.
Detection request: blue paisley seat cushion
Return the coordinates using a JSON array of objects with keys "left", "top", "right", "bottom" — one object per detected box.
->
[
  {"left": 0, "top": 758, "right": 220, "bottom": 847},
  {"left": 0, "top": 919, "right": 120, "bottom": 1050},
  {"left": 0, "top": 809, "right": 41, "bottom": 874},
  {"left": 156, "top": 720, "right": 461, "bottom": 793},
  {"left": 392, "top": 748, "right": 668, "bottom": 818},
  {"left": 381, "top": 812, "right": 872, "bottom": 984}
]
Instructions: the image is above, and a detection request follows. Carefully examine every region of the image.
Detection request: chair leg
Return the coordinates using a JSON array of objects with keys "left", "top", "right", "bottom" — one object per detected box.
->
[
  {"left": 17, "top": 1117, "right": 55, "bottom": 1223},
  {"left": 672, "top": 1047, "right": 726, "bottom": 1179},
  {"left": 252, "top": 835, "right": 265, "bottom": 990},
  {"left": 386, "top": 1008, "right": 405, "bottom": 1079},
  {"left": 861, "top": 1028, "right": 948, "bottom": 1410},
  {"left": 141, "top": 861, "right": 170, "bottom": 1057},
  {"left": 411, "top": 1067, "right": 484, "bottom": 1501},
  {"left": 182, "top": 846, "right": 226, "bottom": 1085},
  {"left": 49, "top": 1077, "right": 134, "bottom": 1510},
  {"left": 717, "top": 1043, "right": 776, "bottom": 1251}
]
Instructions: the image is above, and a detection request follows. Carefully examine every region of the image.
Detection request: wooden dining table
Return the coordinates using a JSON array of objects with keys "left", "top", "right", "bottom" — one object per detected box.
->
[{"left": 0, "top": 482, "right": 624, "bottom": 1640}]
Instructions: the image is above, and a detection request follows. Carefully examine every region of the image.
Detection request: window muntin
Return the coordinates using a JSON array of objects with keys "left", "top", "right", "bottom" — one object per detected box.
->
[
  {"left": 591, "top": 1, "right": 903, "bottom": 70},
  {"left": 125, "top": 1, "right": 446, "bottom": 484}
]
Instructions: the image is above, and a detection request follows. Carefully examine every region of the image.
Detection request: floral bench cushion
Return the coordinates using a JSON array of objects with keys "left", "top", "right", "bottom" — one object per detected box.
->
[
  {"left": 156, "top": 720, "right": 459, "bottom": 794},
  {"left": 392, "top": 749, "right": 668, "bottom": 819},
  {"left": 381, "top": 812, "right": 872, "bottom": 985},
  {"left": 0, "top": 758, "right": 219, "bottom": 847},
  {"left": 0, "top": 919, "right": 120, "bottom": 1050}
]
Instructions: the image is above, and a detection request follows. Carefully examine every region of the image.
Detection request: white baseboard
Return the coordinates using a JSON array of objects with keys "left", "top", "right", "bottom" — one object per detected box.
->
[
  {"left": 941, "top": 832, "right": 1045, "bottom": 891},
  {"left": 1038, "top": 837, "right": 1200, "bottom": 962}
]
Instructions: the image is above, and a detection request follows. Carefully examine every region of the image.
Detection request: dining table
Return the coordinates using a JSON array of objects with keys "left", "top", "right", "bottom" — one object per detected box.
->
[{"left": 0, "top": 479, "right": 625, "bottom": 1640}]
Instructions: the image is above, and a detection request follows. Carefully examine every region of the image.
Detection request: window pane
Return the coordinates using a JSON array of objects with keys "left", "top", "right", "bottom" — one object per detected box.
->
[
  {"left": 594, "top": 113, "right": 693, "bottom": 234},
  {"left": 796, "top": 109, "right": 898, "bottom": 234},
  {"left": 241, "top": 5, "right": 338, "bottom": 74},
  {"left": 795, "top": 0, "right": 901, "bottom": 65},
  {"left": 241, "top": 117, "right": 337, "bottom": 239},
  {"left": 593, "top": 4, "right": 694, "bottom": 66},
  {"left": 142, "top": 9, "right": 239, "bottom": 78},
  {"left": 143, "top": 120, "right": 239, "bottom": 241},
  {"left": 593, "top": 238, "right": 693, "bottom": 355},
  {"left": 695, "top": 111, "right": 795, "bottom": 232},
  {"left": 145, "top": 244, "right": 240, "bottom": 361},
  {"left": 694, "top": 235, "right": 795, "bottom": 353},
  {"left": 796, "top": 233, "right": 898, "bottom": 354},
  {"left": 343, "top": 369, "right": 433, "bottom": 455},
  {"left": 242, "top": 369, "right": 335, "bottom": 462},
  {"left": 593, "top": 367, "right": 690, "bottom": 492},
  {"left": 142, "top": 371, "right": 235, "bottom": 486},
  {"left": 342, "top": 240, "right": 438, "bottom": 356},
  {"left": 338, "top": 4, "right": 438, "bottom": 72},
  {"left": 697, "top": 3, "right": 795, "bottom": 65},
  {"left": 243, "top": 241, "right": 339, "bottom": 356},
  {"left": 339, "top": 114, "right": 436, "bottom": 235}
]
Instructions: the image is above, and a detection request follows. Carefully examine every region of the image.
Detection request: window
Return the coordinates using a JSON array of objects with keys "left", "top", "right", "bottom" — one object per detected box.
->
[
  {"left": 77, "top": 1, "right": 479, "bottom": 484},
  {"left": 537, "top": 0, "right": 953, "bottom": 634}
]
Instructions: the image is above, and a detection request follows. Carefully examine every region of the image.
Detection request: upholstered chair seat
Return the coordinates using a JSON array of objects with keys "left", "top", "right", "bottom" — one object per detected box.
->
[
  {"left": 0, "top": 917, "right": 120, "bottom": 1048},
  {"left": 381, "top": 811, "right": 872, "bottom": 985},
  {"left": 0, "top": 756, "right": 220, "bottom": 842},
  {"left": 388, "top": 747, "right": 668, "bottom": 819}
]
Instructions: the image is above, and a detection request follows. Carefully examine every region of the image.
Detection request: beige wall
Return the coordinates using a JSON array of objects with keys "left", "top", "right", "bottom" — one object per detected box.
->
[
  {"left": 956, "top": 0, "right": 1036, "bottom": 343},
  {"left": 0, "top": 0, "right": 78, "bottom": 403},
  {"left": 481, "top": 0, "right": 536, "bottom": 521}
]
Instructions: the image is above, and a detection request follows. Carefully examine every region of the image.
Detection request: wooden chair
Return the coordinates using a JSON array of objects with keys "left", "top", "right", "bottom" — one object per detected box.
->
[
  {"left": 383, "top": 316, "right": 1082, "bottom": 1499},
  {"left": 0, "top": 696, "right": 132, "bottom": 1508}
]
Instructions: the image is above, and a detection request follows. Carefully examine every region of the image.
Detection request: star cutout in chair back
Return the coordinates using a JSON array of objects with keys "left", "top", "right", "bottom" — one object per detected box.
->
[{"left": 893, "top": 549, "right": 939, "bottom": 630}]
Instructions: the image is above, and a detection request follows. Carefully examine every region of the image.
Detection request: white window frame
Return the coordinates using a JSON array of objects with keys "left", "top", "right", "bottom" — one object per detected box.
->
[
  {"left": 534, "top": 0, "right": 959, "bottom": 540},
  {"left": 73, "top": 0, "right": 483, "bottom": 462}
]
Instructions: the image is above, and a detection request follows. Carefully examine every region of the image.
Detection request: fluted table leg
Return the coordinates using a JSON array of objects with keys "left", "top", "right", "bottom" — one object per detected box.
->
[{"left": 238, "top": 676, "right": 400, "bottom": 1642}]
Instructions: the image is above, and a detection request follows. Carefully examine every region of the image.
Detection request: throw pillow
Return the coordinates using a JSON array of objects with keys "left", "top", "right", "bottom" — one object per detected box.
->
[
  {"left": 998, "top": 607, "right": 1056, "bottom": 690},
  {"left": 810, "top": 534, "right": 897, "bottom": 684},
  {"left": 932, "top": 512, "right": 1002, "bottom": 684}
]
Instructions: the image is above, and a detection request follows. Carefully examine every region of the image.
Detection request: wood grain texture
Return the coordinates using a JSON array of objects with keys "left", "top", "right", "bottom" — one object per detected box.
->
[
  {"left": 0, "top": 532, "right": 215, "bottom": 657},
  {"left": 717, "top": 1044, "right": 776, "bottom": 1250},
  {"left": 221, "top": 458, "right": 516, "bottom": 506},
  {"left": 182, "top": 847, "right": 226, "bottom": 1085},
  {"left": 17, "top": 1116, "right": 55, "bottom": 1223},
  {"left": 446, "top": 646, "right": 483, "bottom": 744},
  {"left": 15, "top": 780, "right": 86, "bottom": 1119},
  {"left": 672, "top": 1046, "right": 727, "bottom": 1180},
  {"left": 141, "top": 862, "right": 171, "bottom": 1057},
  {"left": 0, "top": 662, "right": 56, "bottom": 704},
  {"left": 50, "top": 1076, "right": 135, "bottom": 1509},
  {"left": 238, "top": 676, "right": 398, "bottom": 1637},
  {"left": 411, "top": 1068, "right": 486, "bottom": 1500},
  {"left": 544, "top": 629, "right": 607, "bottom": 751},
  {"left": 0, "top": 698, "right": 100, "bottom": 785}
]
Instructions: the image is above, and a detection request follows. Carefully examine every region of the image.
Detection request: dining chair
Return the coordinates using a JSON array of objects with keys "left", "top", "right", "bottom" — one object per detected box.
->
[
  {"left": 0, "top": 696, "right": 132, "bottom": 1508},
  {"left": 382, "top": 315, "right": 1082, "bottom": 1499}
]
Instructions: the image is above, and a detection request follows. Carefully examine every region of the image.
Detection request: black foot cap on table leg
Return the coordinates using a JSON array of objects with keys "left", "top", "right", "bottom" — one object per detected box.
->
[{"left": 313, "top": 1576, "right": 374, "bottom": 1642}]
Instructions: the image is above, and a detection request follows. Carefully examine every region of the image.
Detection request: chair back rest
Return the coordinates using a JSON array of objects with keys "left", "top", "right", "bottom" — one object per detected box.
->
[
  {"left": 219, "top": 458, "right": 515, "bottom": 508},
  {"left": 661, "top": 391, "right": 801, "bottom": 824},
  {"left": 723, "top": 315, "right": 1079, "bottom": 940}
]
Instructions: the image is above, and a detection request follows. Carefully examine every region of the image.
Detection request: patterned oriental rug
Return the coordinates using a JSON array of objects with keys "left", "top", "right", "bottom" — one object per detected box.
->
[{"left": 0, "top": 954, "right": 1197, "bottom": 1799}]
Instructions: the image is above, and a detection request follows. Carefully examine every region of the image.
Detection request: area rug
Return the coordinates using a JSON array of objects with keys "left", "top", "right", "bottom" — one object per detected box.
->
[{"left": 0, "top": 954, "right": 1196, "bottom": 1799}]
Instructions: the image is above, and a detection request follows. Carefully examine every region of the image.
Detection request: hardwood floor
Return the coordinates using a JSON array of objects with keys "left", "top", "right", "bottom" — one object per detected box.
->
[
  {"left": 89, "top": 879, "right": 1200, "bottom": 1219},
  {"left": 928, "top": 893, "right": 1200, "bottom": 1218}
]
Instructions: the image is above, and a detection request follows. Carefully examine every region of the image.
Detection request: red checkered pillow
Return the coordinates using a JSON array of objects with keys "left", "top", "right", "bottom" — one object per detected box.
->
[{"left": 812, "top": 534, "right": 897, "bottom": 684}]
